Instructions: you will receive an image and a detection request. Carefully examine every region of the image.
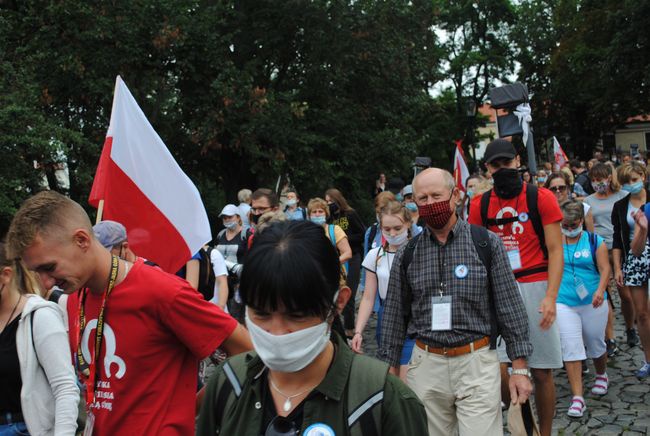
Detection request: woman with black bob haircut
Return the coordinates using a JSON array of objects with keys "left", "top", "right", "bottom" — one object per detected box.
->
[{"left": 197, "top": 220, "right": 427, "bottom": 436}]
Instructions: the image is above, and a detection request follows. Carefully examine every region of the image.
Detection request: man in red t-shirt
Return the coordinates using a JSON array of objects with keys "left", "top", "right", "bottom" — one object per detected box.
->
[
  {"left": 468, "top": 139, "right": 563, "bottom": 436},
  {"left": 9, "top": 191, "right": 253, "bottom": 436}
]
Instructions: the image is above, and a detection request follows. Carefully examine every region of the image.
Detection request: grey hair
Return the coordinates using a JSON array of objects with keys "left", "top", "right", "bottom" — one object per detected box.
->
[
  {"left": 237, "top": 189, "right": 252, "bottom": 203},
  {"left": 560, "top": 199, "right": 584, "bottom": 222}
]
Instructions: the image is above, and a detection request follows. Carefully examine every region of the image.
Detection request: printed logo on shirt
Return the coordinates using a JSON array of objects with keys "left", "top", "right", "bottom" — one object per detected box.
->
[
  {"left": 496, "top": 206, "right": 524, "bottom": 235},
  {"left": 337, "top": 217, "right": 349, "bottom": 231},
  {"left": 81, "top": 319, "right": 125, "bottom": 412}
]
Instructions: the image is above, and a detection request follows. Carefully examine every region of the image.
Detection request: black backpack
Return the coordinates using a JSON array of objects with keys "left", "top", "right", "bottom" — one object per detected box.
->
[
  {"left": 480, "top": 185, "right": 548, "bottom": 279},
  {"left": 401, "top": 225, "right": 500, "bottom": 348},
  {"left": 197, "top": 246, "right": 216, "bottom": 301}
]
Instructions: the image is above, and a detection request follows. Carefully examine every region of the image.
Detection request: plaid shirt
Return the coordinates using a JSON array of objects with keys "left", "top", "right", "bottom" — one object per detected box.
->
[{"left": 377, "top": 218, "right": 532, "bottom": 367}]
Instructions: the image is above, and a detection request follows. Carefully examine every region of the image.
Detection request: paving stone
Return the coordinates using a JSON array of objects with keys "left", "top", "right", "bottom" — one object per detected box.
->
[{"left": 592, "top": 424, "right": 624, "bottom": 435}]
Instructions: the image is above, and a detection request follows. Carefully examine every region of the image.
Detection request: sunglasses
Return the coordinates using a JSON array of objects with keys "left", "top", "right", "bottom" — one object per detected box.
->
[
  {"left": 265, "top": 416, "right": 299, "bottom": 436},
  {"left": 561, "top": 223, "right": 581, "bottom": 231},
  {"left": 549, "top": 185, "right": 567, "bottom": 193}
]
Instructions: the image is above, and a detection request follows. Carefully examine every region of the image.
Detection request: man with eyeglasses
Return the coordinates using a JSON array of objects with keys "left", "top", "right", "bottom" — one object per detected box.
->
[
  {"left": 250, "top": 188, "right": 280, "bottom": 228},
  {"left": 469, "top": 139, "right": 564, "bottom": 436}
]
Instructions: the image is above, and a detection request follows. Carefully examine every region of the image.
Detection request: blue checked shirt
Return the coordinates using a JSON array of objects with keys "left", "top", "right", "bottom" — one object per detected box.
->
[{"left": 377, "top": 218, "right": 532, "bottom": 367}]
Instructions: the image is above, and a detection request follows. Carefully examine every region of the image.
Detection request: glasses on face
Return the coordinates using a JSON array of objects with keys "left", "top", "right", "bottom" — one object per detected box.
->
[
  {"left": 265, "top": 416, "right": 298, "bottom": 436},
  {"left": 549, "top": 185, "right": 567, "bottom": 193},
  {"left": 561, "top": 222, "right": 581, "bottom": 231},
  {"left": 252, "top": 206, "right": 272, "bottom": 214}
]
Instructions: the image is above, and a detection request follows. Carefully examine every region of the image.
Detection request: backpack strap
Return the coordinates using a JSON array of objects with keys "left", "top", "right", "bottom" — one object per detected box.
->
[
  {"left": 469, "top": 225, "right": 498, "bottom": 349},
  {"left": 480, "top": 189, "right": 492, "bottom": 227},
  {"left": 400, "top": 233, "right": 422, "bottom": 324},
  {"left": 587, "top": 231, "right": 599, "bottom": 271},
  {"left": 212, "top": 353, "right": 249, "bottom": 429},
  {"left": 301, "top": 208, "right": 307, "bottom": 220},
  {"left": 525, "top": 185, "right": 548, "bottom": 259},
  {"left": 347, "top": 353, "right": 388, "bottom": 436},
  {"left": 30, "top": 309, "right": 39, "bottom": 363},
  {"left": 218, "top": 228, "right": 226, "bottom": 239}
]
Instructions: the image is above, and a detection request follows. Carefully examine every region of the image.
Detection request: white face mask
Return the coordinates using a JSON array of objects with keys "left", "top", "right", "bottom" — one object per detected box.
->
[
  {"left": 223, "top": 221, "right": 238, "bottom": 229},
  {"left": 245, "top": 310, "right": 331, "bottom": 372},
  {"left": 382, "top": 230, "right": 408, "bottom": 247},
  {"left": 561, "top": 226, "right": 582, "bottom": 238},
  {"left": 286, "top": 199, "right": 297, "bottom": 207}
]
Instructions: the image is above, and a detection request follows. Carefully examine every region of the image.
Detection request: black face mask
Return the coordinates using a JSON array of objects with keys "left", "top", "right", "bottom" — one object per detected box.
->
[
  {"left": 492, "top": 168, "right": 523, "bottom": 199},
  {"left": 251, "top": 213, "right": 261, "bottom": 225},
  {"left": 328, "top": 203, "right": 339, "bottom": 216}
]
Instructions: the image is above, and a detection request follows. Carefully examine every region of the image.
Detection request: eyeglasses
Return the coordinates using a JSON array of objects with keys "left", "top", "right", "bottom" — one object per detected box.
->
[
  {"left": 252, "top": 206, "right": 272, "bottom": 214},
  {"left": 265, "top": 416, "right": 298, "bottom": 436},
  {"left": 549, "top": 186, "right": 567, "bottom": 193}
]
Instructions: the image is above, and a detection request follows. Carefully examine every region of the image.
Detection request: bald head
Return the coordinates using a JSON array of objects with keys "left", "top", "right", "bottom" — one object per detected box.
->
[
  {"left": 6, "top": 190, "right": 94, "bottom": 259},
  {"left": 414, "top": 168, "right": 454, "bottom": 196}
]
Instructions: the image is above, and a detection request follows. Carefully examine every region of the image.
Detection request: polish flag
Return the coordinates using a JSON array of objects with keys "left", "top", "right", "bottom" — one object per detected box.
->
[
  {"left": 89, "top": 76, "right": 211, "bottom": 273},
  {"left": 553, "top": 136, "right": 569, "bottom": 167},
  {"left": 453, "top": 140, "right": 470, "bottom": 192}
]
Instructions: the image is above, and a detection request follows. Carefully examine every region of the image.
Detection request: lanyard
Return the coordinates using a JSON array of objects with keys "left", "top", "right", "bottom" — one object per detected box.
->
[
  {"left": 436, "top": 244, "right": 447, "bottom": 297},
  {"left": 76, "top": 255, "right": 119, "bottom": 406},
  {"left": 564, "top": 235, "right": 579, "bottom": 282}
]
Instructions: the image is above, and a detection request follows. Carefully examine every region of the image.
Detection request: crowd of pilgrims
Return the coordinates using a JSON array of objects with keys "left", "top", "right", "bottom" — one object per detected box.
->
[{"left": 1, "top": 144, "right": 650, "bottom": 436}]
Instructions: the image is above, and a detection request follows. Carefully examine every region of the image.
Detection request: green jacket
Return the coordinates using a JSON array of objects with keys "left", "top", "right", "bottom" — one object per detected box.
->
[{"left": 196, "top": 333, "right": 427, "bottom": 435}]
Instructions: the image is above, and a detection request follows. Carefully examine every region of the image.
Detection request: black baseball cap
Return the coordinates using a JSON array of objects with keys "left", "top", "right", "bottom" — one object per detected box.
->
[{"left": 484, "top": 139, "right": 517, "bottom": 164}]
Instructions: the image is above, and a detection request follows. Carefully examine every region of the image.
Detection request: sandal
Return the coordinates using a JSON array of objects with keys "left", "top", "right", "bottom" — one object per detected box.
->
[
  {"left": 591, "top": 374, "right": 608, "bottom": 395},
  {"left": 567, "top": 396, "right": 586, "bottom": 418}
]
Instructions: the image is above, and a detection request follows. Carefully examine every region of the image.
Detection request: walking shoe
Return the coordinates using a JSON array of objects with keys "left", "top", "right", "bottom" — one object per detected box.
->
[
  {"left": 591, "top": 373, "right": 608, "bottom": 395},
  {"left": 567, "top": 396, "right": 586, "bottom": 418},
  {"left": 626, "top": 328, "right": 640, "bottom": 347},
  {"left": 636, "top": 362, "right": 650, "bottom": 379},
  {"left": 606, "top": 339, "right": 619, "bottom": 357},
  {"left": 582, "top": 360, "right": 589, "bottom": 374}
]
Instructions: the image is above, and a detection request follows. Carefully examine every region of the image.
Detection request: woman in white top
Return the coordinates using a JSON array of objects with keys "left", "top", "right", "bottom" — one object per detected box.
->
[
  {"left": 0, "top": 242, "right": 79, "bottom": 435},
  {"left": 351, "top": 201, "right": 414, "bottom": 381}
]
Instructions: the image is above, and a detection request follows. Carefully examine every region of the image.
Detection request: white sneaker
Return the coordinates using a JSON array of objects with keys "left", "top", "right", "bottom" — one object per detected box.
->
[
  {"left": 591, "top": 373, "right": 608, "bottom": 395},
  {"left": 567, "top": 396, "right": 586, "bottom": 418}
]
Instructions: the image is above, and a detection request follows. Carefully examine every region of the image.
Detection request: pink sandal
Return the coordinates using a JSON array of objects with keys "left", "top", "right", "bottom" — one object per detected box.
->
[
  {"left": 591, "top": 374, "right": 608, "bottom": 395},
  {"left": 567, "top": 396, "right": 586, "bottom": 417}
]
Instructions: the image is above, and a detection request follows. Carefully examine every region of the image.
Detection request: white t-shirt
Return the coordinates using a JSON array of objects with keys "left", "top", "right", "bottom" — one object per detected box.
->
[
  {"left": 209, "top": 248, "right": 228, "bottom": 304},
  {"left": 361, "top": 247, "right": 396, "bottom": 300}
]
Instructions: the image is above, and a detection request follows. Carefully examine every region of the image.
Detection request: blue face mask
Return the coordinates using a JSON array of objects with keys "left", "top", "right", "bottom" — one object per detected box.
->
[
  {"left": 395, "top": 193, "right": 404, "bottom": 202},
  {"left": 466, "top": 190, "right": 474, "bottom": 199},
  {"left": 310, "top": 216, "right": 326, "bottom": 225},
  {"left": 622, "top": 181, "right": 644, "bottom": 194},
  {"left": 404, "top": 202, "right": 418, "bottom": 212}
]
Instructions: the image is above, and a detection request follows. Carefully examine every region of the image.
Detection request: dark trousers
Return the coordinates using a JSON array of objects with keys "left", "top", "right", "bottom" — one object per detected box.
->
[{"left": 342, "top": 252, "right": 362, "bottom": 331}]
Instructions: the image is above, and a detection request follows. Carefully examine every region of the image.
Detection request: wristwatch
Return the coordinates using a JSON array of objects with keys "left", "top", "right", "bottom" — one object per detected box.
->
[{"left": 511, "top": 368, "right": 532, "bottom": 378}]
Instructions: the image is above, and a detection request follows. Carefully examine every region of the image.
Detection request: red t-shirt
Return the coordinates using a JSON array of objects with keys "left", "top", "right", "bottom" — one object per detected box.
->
[
  {"left": 66, "top": 258, "right": 237, "bottom": 435},
  {"left": 468, "top": 184, "right": 562, "bottom": 283}
]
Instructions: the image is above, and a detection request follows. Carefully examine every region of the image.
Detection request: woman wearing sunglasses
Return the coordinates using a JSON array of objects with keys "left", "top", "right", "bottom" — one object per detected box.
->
[
  {"left": 545, "top": 172, "right": 595, "bottom": 232},
  {"left": 197, "top": 220, "right": 427, "bottom": 436}
]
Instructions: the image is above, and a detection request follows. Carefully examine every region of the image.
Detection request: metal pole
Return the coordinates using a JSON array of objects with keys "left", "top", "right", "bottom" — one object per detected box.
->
[{"left": 526, "top": 130, "right": 537, "bottom": 174}]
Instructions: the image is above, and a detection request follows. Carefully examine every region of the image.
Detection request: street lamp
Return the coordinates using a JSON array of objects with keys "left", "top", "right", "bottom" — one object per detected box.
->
[{"left": 466, "top": 99, "right": 478, "bottom": 167}]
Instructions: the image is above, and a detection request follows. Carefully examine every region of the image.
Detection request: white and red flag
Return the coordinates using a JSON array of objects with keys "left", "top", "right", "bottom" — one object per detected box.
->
[
  {"left": 553, "top": 136, "right": 569, "bottom": 167},
  {"left": 453, "top": 139, "right": 470, "bottom": 192},
  {"left": 89, "top": 76, "right": 211, "bottom": 273}
]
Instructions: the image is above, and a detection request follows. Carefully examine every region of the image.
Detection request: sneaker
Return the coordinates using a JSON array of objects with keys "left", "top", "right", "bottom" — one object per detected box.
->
[
  {"left": 582, "top": 360, "right": 589, "bottom": 374},
  {"left": 636, "top": 362, "right": 650, "bottom": 378},
  {"left": 627, "top": 328, "right": 640, "bottom": 347},
  {"left": 567, "top": 396, "right": 586, "bottom": 418},
  {"left": 591, "top": 373, "right": 608, "bottom": 395},
  {"left": 606, "top": 339, "right": 619, "bottom": 357}
]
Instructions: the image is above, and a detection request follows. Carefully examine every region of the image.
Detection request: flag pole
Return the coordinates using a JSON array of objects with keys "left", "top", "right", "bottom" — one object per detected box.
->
[{"left": 96, "top": 199, "right": 104, "bottom": 224}]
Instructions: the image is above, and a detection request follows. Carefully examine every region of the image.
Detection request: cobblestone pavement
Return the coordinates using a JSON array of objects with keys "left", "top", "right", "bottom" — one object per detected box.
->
[{"left": 356, "top": 290, "right": 649, "bottom": 435}]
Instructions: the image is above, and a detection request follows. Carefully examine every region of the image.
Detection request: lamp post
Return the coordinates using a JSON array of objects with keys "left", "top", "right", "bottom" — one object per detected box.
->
[{"left": 466, "top": 99, "right": 478, "bottom": 169}]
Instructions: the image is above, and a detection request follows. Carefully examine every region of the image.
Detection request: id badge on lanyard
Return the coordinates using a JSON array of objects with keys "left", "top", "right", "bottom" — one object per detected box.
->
[{"left": 431, "top": 295, "right": 452, "bottom": 331}]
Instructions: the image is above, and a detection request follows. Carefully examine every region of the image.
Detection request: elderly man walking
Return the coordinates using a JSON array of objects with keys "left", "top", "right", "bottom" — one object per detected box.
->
[{"left": 377, "top": 168, "right": 533, "bottom": 436}]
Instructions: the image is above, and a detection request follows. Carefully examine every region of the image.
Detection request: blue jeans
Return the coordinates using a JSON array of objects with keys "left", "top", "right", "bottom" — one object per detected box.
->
[{"left": 0, "top": 421, "right": 29, "bottom": 436}]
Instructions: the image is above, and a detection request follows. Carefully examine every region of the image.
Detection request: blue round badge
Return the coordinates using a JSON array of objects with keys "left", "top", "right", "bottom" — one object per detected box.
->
[
  {"left": 518, "top": 212, "right": 529, "bottom": 223},
  {"left": 304, "top": 423, "right": 335, "bottom": 436},
  {"left": 455, "top": 264, "right": 469, "bottom": 279}
]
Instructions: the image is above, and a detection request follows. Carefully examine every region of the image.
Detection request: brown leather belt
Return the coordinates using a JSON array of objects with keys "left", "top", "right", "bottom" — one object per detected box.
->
[{"left": 416, "top": 336, "right": 490, "bottom": 357}]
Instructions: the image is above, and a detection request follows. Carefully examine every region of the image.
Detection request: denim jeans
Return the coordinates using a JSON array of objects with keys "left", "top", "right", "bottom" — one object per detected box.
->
[{"left": 0, "top": 421, "right": 29, "bottom": 436}]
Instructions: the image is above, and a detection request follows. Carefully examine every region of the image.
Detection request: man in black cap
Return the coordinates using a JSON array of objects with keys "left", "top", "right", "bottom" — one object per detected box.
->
[{"left": 469, "top": 139, "right": 563, "bottom": 436}]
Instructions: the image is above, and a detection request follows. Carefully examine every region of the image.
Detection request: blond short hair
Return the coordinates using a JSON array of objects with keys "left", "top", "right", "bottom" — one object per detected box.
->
[
  {"left": 307, "top": 198, "right": 329, "bottom": 218},
  {"left": 6, "top": 190, "right": 93, "bottom": 258},
  {"left": 617, "top": 162, "right": 647, "bottom": 185}
]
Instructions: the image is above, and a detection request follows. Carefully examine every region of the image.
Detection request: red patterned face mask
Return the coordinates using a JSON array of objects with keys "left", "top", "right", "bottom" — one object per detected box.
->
[{"left": 418, "top": 197, "right": 454, "bottom": 229}]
